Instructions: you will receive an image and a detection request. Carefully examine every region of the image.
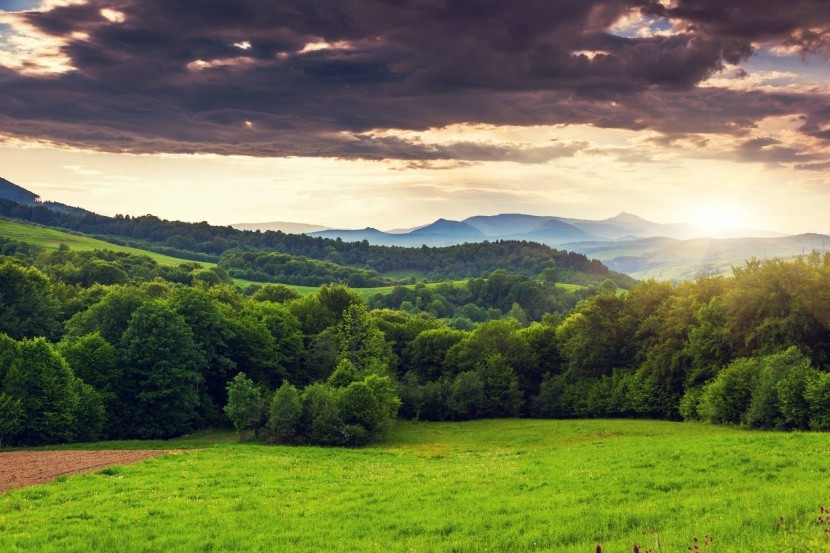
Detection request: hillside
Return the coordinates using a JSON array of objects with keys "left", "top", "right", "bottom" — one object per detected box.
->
[
  {"left": 0, "top": 217, "right": 211, "bottom": 267},
  {"left": 0, "top": 176, "right": 39, "bottom": 204},
  {"left": 0, "top": 177, "right": 88, "bottom": 216},
  {"left": 565, "top": 233, "right": 830, "bottom": 280},
  {"left": 0, "top": 194, "right": 631, "bottom": 288}
]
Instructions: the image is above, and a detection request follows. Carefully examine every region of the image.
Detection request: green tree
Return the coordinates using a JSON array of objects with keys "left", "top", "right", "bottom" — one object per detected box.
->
[
  {"left": 301, "top": 383, "right": 344, "bottom": 446},
  {"left": 478, "top": 353, "right": 522, "bottom": 418},
  {"left": 167, "top": 287, "right": 235, "bottom": 423},
  {"left": 3, "top": 338, "right": 79, "bottom": 445},
  {"left": 744, "top": 347, "right": 812, "bottom": 429},
  {"left": 120, "top": 301, "right": 202, "bottom": 438},
  {"left": 448, "top": 371, "right": 484, "bottom": 420},
  {"left": 65, "top": 286, "right": 148, "bottom": 344},
  {"left": 805, "top": 373, "right": 830, "bottom": 431},
  {"left": 336, "top": 303, "right": 395, "bottom": 377},
  {"left": 697, "top": 358, "right": 759, "bottom": 425},
  {"left": 268, "top": 381, "right": 302, "bottom": 443},
  {"left": 72, "top": 379, "right": 105, "bottom": 442},
  {"left": 339, "top": 374, "right": 400, "bottom": 439},
  {"left": 252, "top": 284, "right": 301, "bottom": 303},
  {"left": 404, "top": 328, "right": 466, "bottom": 381},
  {"left": 0, "top": 393, "right": 22, "bottom": 447},
  {"left": 0, "top": 260, "right": 59, "bottom": 340},
  {"left": 224, "top": 372, "right": 263, "bottom": 440},
  {"left": 777, "top": 361, "right": 820, "bottom": 430}
]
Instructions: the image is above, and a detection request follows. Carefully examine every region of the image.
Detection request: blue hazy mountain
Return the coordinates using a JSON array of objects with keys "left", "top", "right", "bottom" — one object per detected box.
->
[{"left": 0, "top": 176, "right": 89, "bottom": 216}]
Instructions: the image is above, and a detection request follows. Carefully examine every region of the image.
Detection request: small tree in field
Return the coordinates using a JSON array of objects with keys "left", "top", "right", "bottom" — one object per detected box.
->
[
  {"left": 268, "top": 381, "right": 301, "bottom": 443},
  {"left": 224, "top": 373, "right": 262, "bottom": 440}
]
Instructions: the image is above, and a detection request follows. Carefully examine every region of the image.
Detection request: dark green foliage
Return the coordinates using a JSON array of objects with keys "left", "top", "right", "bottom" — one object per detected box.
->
[
  {"left": 57, "top": 333, "right": 120, "bottom": 394},
  {"left": 805, "top": 373, "right": 830, "bottom": 431},
  {"left": 403, "top": 328, "right": 465, "bottom": 381},
  {"left": 301, "top": 384, "right": 344, "bottom": 446},
  {"left": 448, "top": 371, "right": 485, "bottom": 419},
  {"left": 268, "top": 381, "right": 301, "bottom": 443},
  {"left": 3, "top": 338, "right": 79, "bottom": 444},
  {"left": 119, "top": 301, "right": 202, "bottom": 438},
  {"left": 0, "top": 392, "right": 22, "bottom": 447},
  {"left": 777, "top": 361, "right": 820, "bottom": 429},
  {"left": 743, "top": 347, "right": 811, "bottom": 429},
  {"left": 72, "top": 379, "right": 105, "bottom": 442},
  {"left": 65, "top": 286, "right": 148, "bottom": 344},
  {"left": 338, "top": 375, "right": 400, "bottom": 438},
  {"left": 0, "top": 260, "right": 59, "bottom": 340},
  {"left": 166, "top": 287, "right": 235, "bottom": 420},
  {"left": 57, "top": 333, "right": 120, "bottom": 436},
  {"left": 697, "top": 358, "right": 759, "bottom": 425},
  {"left": 251, "top": 284, "right": 301, "bottom": 303},
  {"left": 478, "top": 354, "right": 522, "bottom": 418},
  {"left": 220, "top": 251, "right": 395, "bottom": 287},
  {"left": 335, "top": 303, "right": 395, "bottom": 376}
]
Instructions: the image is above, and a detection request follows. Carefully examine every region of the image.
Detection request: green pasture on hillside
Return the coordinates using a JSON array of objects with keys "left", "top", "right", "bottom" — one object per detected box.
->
[
  {"left": 0, "top": 217, "right": 587, "bottom": 298},
  {"left": 0, "top": 218, "right": 210, "bottom": 268},
  {"left": 2, "top": 419, "right": 829, "bottom": 552}
]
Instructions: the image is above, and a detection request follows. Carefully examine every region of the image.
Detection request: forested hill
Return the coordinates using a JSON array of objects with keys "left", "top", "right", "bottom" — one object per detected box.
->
[{"left": 0, "top": 199, "right": 634, "bottom": 287}]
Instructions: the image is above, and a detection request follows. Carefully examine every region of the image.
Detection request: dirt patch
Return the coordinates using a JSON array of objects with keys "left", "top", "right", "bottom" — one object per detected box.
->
[{"left": 0, "top": 450, "right": 171, "bottom": 493}]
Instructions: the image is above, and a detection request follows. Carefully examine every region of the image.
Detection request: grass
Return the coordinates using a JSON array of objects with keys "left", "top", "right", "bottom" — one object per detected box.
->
[
  {"left": 2, "top": 419, "right": 829, "bottom": 552},
  {"left": 0, "top": 217, "right": 211, "bottom": 268}
]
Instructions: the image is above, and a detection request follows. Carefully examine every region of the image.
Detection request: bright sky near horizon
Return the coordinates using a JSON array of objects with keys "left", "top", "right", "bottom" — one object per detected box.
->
[{"left": 1, "top": 1, "right": 829, "bottom": 234}]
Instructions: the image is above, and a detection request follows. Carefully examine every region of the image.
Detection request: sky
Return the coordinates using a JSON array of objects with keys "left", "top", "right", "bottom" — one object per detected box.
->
[{"left": 0, "top": 0, "right": 829, "bottom": 233}]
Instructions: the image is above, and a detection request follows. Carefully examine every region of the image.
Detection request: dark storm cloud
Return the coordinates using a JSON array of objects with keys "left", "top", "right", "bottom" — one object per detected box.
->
[
  {"left": 0, "top": 0, "right": 828, "bottom": 162},
  {"left": 635, "top": 0, "right": 830, "bottom": 54}
]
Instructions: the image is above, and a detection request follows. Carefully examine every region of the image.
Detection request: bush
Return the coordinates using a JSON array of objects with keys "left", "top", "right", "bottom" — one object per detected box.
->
[
  {"left": 679, "top": 387, "right": 704, "bottom": 421},
  {"left": 302, "top": 384, "right": 344, "bottom": 446},
  {"left": 448, "top": 371, "right": 484, "bottom": 420},
  {"left": 805, "top": 373, "right": 830, "bottom": 431},
  {"left": 744, "top": 347, "right": 812, "bottom": 429},
  {"left": 697, "top": 358, "right": 758, "bottom": 425},
  {"left": 268, "top": 381, "right": 301, "bottom": 443}
]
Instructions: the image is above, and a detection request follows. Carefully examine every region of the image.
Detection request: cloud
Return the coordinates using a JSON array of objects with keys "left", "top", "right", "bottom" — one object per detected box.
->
[{"left": 0, "top": 0, "right": 826, "bottom": 165}]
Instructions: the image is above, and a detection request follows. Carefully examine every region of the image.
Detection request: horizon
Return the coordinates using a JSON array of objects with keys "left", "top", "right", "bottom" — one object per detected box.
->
[{"left": 1, "top": 1, "right": 829, "bottom": 235}]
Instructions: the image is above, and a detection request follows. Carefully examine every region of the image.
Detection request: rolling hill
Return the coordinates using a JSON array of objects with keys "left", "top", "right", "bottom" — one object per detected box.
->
[{"left": 566, "top": 233, "right": 830, "bottom": 280}]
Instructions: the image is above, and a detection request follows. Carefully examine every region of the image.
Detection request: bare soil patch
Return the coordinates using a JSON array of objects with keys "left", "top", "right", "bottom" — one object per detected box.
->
[{"left": 0, "top": 450, "right": 170, "bottom": 493}]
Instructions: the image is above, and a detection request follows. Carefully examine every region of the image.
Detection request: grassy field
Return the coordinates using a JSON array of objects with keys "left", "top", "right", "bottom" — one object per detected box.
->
[
  {"left": 283, "top": 281, "right": 583, "bottom": 299},
  {"left": 1, "top": 217, "right": 590, "bottom": 299},
  {"left": 2, "top": 419, "right": 829, "bottom": 552},
  {"left": 0, "top": 217, "right": 211, "bottom": 268}
]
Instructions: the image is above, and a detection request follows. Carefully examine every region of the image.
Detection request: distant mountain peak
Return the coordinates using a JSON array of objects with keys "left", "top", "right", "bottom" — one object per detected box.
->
[
  {"left": 607, "top": 211, "right": 650, "bottom": 223},
  {"left": 0, "top": 176, "right": 40, "bottom": 204}
]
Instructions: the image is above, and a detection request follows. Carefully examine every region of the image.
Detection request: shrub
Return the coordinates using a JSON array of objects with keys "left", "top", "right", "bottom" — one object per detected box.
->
[
  {"left": 805, "top": 373, "right": 830, "bottom": 431},
  {"left": 268, "top": 381, "right": 301, "bottom": 443},
  {"left": 697, "top": 358, "right": 758, "bottom": 425}
]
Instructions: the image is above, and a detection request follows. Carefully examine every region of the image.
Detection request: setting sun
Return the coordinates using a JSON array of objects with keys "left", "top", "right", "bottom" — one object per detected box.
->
[{"left": 688, "top": 201, "right": 748, "bottom": 233}]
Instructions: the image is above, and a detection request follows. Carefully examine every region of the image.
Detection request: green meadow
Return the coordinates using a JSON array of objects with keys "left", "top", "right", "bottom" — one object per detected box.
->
[
  {"left": 2, "top": 419, "right": 829, "bottom": 552},
  {"left": 0, "top": 218, "right": 209, "bottom": 268},
  {"left": 283, "top": 280, "right": 582, "bottom": 299}
]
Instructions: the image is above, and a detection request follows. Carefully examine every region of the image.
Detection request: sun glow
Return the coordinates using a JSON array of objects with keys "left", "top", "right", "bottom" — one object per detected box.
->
[{"left": 688, "top": 201, "right": 749, "bottom": 234}]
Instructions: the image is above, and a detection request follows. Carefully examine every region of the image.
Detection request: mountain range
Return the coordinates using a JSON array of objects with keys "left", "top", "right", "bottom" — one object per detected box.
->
[
  {"left": 229, "top": 212, "right": 826, "bottom": 281},
  {"left": 2, "top": 176, "right": 825, "bottom": 282},
  {"left": 236, "top": 212, "right": 784, "bottom": 247}
]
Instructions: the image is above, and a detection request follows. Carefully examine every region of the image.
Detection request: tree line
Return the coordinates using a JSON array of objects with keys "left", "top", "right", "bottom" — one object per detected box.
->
[
  {"left": 0, "top": 202, "right": 633, "bottom": 286},
  {"left": 1, "top": 228, "right": 829, "bottom": 447}
]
